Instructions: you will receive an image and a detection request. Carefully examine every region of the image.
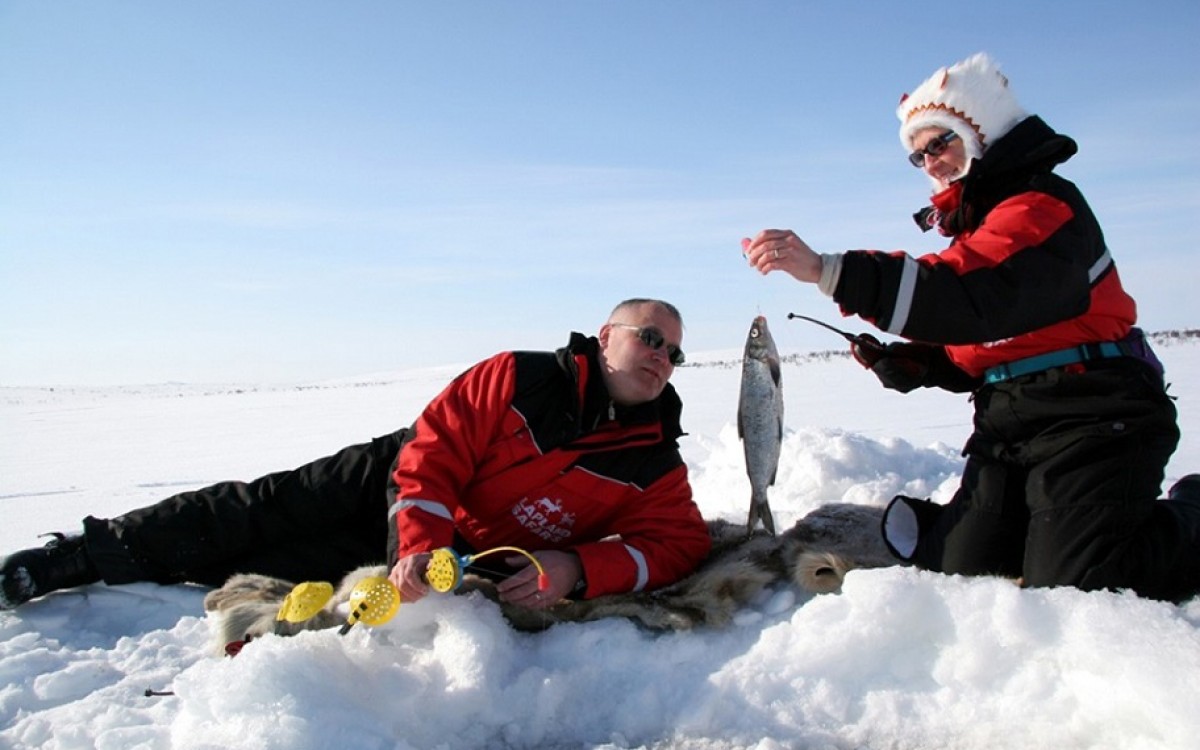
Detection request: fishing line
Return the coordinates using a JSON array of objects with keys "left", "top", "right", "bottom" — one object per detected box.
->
[
  {"left": 425, "top": 547, "right": 555, "bottom": 631},
  {"left": 425, "top": 546, "right": 550, "bottom": 594}
]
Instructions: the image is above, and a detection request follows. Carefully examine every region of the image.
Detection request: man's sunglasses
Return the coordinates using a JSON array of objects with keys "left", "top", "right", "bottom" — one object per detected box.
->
[
  {"left": 610, "top": 323, "right": 686, "bottom": 366},
  {"left": 908, "top": 130, "right": 960, "bottom": 167}
]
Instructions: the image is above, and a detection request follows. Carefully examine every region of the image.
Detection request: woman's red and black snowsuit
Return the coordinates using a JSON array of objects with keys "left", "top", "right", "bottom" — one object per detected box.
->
[
  {"left": 836, "top": 115, "right": 1197, "bottom": 600},
  {"left": 81, "top": 334, "right": 711, "bottom": 598}
]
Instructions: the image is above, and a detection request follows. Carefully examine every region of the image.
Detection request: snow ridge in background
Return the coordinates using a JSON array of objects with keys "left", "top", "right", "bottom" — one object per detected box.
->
[{"left": 2, "top": 342, "right": 1198, "bottom": 749}]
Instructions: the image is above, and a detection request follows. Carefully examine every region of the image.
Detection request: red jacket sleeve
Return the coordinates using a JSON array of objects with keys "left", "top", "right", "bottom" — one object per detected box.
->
[
  {"left": 836, "top": 191, "right": 1083, "bottom": 343},
  {"left": 571, "top": 463, "right": 711, "bottom": 597},
  {"left": 390, "top": 352, "right": 517, "bottom": 556},
  {"left": 834, "top": 186, "right": 1134, "bottom": 377}
]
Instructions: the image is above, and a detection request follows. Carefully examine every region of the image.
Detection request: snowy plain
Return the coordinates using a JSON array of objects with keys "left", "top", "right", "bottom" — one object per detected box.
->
[{"left": 2, "top": 331, "right": 1199, "bottom": 750}]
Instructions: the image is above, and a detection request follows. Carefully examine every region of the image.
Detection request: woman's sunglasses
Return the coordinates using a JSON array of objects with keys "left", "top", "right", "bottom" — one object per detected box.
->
[
  {"left": 908, "top": 130, "right": 960, "bottom": 167},
  {"left": 610, "top": 323, "right": 686, "bottom": 365}
]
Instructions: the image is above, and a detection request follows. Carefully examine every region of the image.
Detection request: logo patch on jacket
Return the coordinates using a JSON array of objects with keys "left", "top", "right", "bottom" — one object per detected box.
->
[{"left": 512, "top": 497, "right": 576, "bottom": 542}]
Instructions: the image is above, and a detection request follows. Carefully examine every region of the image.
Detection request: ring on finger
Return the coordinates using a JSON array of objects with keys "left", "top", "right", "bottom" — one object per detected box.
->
[{"left": 773, "top": 247, "right": 781, "bottom": 260}]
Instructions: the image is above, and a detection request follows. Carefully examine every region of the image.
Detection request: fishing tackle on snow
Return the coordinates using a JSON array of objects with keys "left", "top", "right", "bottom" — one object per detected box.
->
[
  {"left": 274, "top": 577, "right": 399, "bottom": 635},
  {"left": 267, "top": 545, "right": 550, "bottom": 639},
  {"left": 425, "top": 546, "right": 550, "bottom": 594},
  {"left": 276, "top": 581, "right": 335, "bottom": 623},
  {"left": 337, "top": 575, "right": 400, "bottom": 635},
  {"left": 786, "top": 313, "right": 886, "bottom": 367}
]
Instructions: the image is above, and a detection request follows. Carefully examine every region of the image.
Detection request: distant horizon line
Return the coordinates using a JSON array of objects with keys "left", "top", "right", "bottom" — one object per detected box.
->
[{"left": 4, "top": 328, "right": 1198, "bottom": 391}]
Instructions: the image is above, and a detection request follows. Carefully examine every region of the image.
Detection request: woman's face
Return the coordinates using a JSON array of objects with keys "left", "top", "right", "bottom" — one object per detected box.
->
[{"left": 911, "top": 126, "right": 969, "bottom": 189}]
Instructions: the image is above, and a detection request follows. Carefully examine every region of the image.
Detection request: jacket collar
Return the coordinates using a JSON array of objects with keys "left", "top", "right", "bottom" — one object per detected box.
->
[
  {"left": 557, "top": 332, "right": 685, "bottom": 443},
  {"left": 913, "top": 115, "right": 1078, "bottom": 235}
]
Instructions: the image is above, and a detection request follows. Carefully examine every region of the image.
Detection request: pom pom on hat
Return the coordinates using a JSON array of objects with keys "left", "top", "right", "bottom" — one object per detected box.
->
[{"left": 897, "top": 53, "right": 1027, "bottom": 159}]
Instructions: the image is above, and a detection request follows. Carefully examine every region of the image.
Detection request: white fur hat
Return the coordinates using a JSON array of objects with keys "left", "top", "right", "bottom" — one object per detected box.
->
[{"left": 897, "top": 53, "right": 1027, "bottom": 161}]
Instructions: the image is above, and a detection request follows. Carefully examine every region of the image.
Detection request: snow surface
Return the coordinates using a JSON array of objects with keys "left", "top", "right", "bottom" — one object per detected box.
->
[{"left": 2, "top": 338, "right": 1199, "bottom": 750}]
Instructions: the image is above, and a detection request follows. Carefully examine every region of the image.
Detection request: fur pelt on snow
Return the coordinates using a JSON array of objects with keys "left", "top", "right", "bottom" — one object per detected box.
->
[{"left": 203, "top": 503, "right": 897, "bottom": 650}]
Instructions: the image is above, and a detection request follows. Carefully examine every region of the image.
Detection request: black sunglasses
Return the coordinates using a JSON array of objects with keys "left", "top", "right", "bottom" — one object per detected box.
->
[
  {"left": 610, "top": 323, "right": 685, "bottom": 365},
  {"left": 908, "top": 130, "right": 960, "bottom": 167}
]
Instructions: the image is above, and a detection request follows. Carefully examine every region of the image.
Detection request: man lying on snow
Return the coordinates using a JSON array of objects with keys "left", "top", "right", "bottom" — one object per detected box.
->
[{"left": 1, "top": 298, "right": 712, "bottom": 612}]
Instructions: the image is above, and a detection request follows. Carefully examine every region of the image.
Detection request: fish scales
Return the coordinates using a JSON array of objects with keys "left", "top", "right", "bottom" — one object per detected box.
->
[{"left": 737, "top": 315, "right": 782, "bottom": 535}]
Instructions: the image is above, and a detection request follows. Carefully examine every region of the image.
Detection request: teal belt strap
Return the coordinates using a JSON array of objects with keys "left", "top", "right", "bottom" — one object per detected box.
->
[{"left": 983, "top": 342, "right": 1125, "bottom": 384}]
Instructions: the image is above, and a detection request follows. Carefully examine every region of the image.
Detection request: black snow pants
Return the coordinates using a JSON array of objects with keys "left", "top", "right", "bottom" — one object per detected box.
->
[
  {"left": 83, "top": 429, "right": 411, "bottom": 587},
  {"left": 882, "top": 358, "right": 1198, "bottom": 601}
]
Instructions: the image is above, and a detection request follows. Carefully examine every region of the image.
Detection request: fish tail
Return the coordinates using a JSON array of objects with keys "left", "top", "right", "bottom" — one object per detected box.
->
[{"left": 747, "top": 489, "right": 777, "bottom": 536}]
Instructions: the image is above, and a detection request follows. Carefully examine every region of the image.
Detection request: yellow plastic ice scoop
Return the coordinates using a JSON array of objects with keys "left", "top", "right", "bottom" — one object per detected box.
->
[
  {"left": 276, "top": 581, "right": 335, "bottom": 623},
  {"left": 337, "top": 576, "right": 401, "bottom": 635}
]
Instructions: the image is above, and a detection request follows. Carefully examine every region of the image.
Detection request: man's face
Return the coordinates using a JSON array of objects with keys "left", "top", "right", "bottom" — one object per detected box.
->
[{"left": 597, "top": 303, "right": 684, "bottom": 406}]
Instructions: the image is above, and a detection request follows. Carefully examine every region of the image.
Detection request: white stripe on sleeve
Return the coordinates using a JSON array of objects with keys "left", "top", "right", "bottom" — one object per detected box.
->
[
  {"left": 887, "top": 255, "right": 920, "bottom": 335},
  {"left": 624, "top": 544, "right": 649, "bottom": 592},
  {"left": 388, "top": 498, "right": 454, "bottom": 522}
]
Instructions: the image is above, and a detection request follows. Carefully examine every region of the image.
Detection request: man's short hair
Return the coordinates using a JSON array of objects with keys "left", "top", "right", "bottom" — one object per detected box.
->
[{"left": 609, "top": 298, "right": 684, "bottom": 327}]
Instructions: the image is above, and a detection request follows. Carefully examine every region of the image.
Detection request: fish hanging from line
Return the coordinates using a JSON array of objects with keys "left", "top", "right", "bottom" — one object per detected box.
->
[{"left": 737, "top": 315, "right": 783, "bottom": 536}]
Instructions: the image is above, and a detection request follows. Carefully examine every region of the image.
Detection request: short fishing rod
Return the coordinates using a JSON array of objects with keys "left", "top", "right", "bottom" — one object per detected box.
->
[{"left": 786, "top": 313, "right": 886, "bottom": 366}]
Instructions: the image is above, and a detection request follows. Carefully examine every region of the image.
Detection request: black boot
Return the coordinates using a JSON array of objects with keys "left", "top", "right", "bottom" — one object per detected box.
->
[
  {"left": 1167, "top": 474, "right": 1200, "bottom": 507},
  {"left": 1166, "top": 474, "right": 1200, "bottom": 543},
  {"left": 880, "top": 495, "right": 945, "bottom": 562},
  {"left": 1163, "top": 474, "right": 1200, "bottom": 601},
  {"left": 0, "top": 533, "right": 101, "bottom": 609}
]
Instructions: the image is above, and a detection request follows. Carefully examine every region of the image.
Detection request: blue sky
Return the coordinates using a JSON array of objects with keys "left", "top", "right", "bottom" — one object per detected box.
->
[{"left": 2, "top": 1, "right": 1198, "bottom": 385}]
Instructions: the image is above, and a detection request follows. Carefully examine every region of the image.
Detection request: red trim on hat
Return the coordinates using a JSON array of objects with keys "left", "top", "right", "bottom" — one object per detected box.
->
[{"left": 905, "top": 103, "right": 983, "bottom": 141}]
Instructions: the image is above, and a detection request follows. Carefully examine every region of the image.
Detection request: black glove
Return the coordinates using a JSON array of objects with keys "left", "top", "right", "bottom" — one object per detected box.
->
[
  {"left": 849, "top": 333, "right": 887, "bottom": 368},
  {"left": 871, "top": 342, "right": 934, "bottom": 393},
  {"left": 853, "top": 340, "right": 981, "bottom": 393}
]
